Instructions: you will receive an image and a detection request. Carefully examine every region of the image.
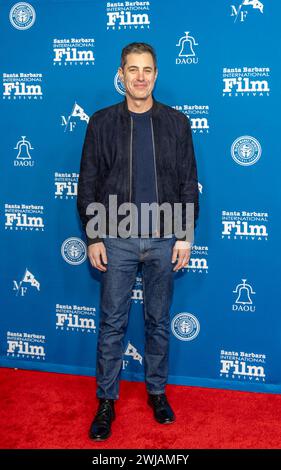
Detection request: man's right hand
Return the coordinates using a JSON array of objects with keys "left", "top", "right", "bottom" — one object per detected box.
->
[{"left": 88, "top": 242, "right": 108, "bottom": 271}]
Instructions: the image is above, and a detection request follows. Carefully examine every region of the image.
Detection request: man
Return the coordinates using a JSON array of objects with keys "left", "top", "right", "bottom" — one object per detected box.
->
[{"left": 77, "top": 42, "right": 199, "bottom": 441}]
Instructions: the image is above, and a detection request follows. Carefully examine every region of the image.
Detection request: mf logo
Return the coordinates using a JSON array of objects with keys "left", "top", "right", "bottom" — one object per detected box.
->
[
  {"left": 61, "top": 102, "right": 89, "bottom": 132},
  {"left": 124, "top": 341, "right": 142, "bottom": 364},
  {"left": 13, "top": 268, "right": 40, "bottom": 296},
  {"left": 122, "top": 341, "right": 143, "bottom": 370},
  {"left": 231, "top": 0, "right": 264, "bottom": 22}
]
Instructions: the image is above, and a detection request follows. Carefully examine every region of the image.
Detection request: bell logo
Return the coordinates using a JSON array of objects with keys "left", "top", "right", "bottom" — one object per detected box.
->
[
  {"left": 232, "top": 279, "right": 256, "bottom": 312},
  {"left": 176, "top": 32, "right": 199, "bottom": 65},
  {"left": 14, "top": 136, "right": 34, "bottom": 167}
]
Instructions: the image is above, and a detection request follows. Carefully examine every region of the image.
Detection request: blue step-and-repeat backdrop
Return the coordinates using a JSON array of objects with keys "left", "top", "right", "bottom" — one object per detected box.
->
[{"left": 1, "top": 0, "right": 280, "bottom": 394}]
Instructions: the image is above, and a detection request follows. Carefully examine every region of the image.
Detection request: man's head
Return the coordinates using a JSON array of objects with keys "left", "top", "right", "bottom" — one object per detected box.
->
[{"left": 118, "top": 42, "right": 158, "bottom": 101}]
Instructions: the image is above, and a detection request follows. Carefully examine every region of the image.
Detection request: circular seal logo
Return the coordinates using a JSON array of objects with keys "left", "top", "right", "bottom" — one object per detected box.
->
[
  {"left": 61, "top": 237, "right": 87, "bottom": 265},
  {"left": 171, "top": 313, "right": 200, "bottom": 341},
  {"left": 9, "top": 2, "right": 36, "bottom": 30},
  {"left": 231, "top": 135, "right": 262, "bottom": 166},
  {"left": 114, "top": 72, "right": 126, "bottom": 95}
]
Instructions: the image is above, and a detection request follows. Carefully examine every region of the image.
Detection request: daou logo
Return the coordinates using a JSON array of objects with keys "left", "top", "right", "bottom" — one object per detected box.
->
[
  {"left": 232, "top": 279, "right": 256, "bottom": 312},
  {"left": 176, "top": 32, "right": 198, "bottom": 65}
]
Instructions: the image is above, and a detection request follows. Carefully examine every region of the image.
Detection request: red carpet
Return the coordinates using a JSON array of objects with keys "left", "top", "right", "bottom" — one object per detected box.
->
[{"left": 1, "top": 367, "right": 280, "bottom": 449}]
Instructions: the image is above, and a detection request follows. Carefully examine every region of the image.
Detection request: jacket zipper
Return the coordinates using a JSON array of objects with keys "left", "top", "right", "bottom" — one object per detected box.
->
[{"left": 150, "top": 117, "right": 159, "bottom": 237}]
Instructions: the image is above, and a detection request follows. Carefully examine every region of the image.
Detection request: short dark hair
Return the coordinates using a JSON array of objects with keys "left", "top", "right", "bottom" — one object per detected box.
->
[{"left": 120, "top": 42, "right": 157, "bottom": 69}]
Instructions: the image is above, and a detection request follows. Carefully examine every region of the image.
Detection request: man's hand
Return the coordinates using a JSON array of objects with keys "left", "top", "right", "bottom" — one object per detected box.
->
[
  {"left": 172, "top": 241, "right": 192, "bottom": 271},
  {"left": 88, "top": 242, "right": 108, "bottom": 271}
]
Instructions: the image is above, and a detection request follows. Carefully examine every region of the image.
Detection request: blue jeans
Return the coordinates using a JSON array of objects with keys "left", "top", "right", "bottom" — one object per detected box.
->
[{"left": 96, "top": 235, "right": 176, "bottom": 400}]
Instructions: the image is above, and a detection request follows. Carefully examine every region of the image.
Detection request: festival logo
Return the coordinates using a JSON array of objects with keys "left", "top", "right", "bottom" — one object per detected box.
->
[
  {"left": 53, "top": 38, "right": 95, "bottom": 66},
  {"left": 5, "top": 203, "right": 45, "bottom": 232},
  {"left": 221, "top": 210, "right": 268, "bottom": 241},
  {"left": 114, "top": 72, "right": 126, "bottom": 95},
  {"left": 106, "top": 1, "right": 150, "bottom": 30},
  {"left": 61, "top": 237, "right": 87, "bottom": 265},
  {"left": 180, "top": 245, "right": 209, "bottom": 274},
  {"left": 9, "top": 2, "right": 36, "bottom": 30},
  {"left": 220, "top": 349, "right": 266, "bottom": 382},
  {"left": 172, "top": 104, "right": 210, "bottom": 134},
  {"left": 7, "top": 331, "right": 46, "bottom": 360},
  {"left": 54, "top": 172, "right": 78, "bottom": 199},
  {"left": 231, "top": 136, "right": 262, "bottom": 166},
  {"left": 3, "top": 73, "right": 43, "bottom": 100},
  {"left": 223, "top": 66, "right": 270, "bottom": 97},
  {"left": 55, "top": 304, "right": 96, "bottom": 333},
  {"left": 171, "top": 313, "right": 200, "bottom": 341}
]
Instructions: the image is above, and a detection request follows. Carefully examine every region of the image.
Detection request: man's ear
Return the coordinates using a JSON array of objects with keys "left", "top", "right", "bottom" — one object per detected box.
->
[{"left": 118, "top": 67, "right": 124, "bottom": 82}]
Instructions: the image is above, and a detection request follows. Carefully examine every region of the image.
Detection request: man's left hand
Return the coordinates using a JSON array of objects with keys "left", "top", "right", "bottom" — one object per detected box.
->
[{"left": 172, "top": 241, "right": 192, "bottom": 271}]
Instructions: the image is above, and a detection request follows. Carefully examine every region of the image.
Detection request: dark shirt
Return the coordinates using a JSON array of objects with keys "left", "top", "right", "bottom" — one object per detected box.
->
[{"left": 129, "top": 107, "right": 158, "bottom": 236}]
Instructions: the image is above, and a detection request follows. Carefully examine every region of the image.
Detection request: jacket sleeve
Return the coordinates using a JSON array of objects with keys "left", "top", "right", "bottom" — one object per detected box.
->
[
  {"left": 77, "top": 115, "right": 102, "bottom": 245},
  {"left": 176, "top": 114, "right": 199, "bottom": 242}
]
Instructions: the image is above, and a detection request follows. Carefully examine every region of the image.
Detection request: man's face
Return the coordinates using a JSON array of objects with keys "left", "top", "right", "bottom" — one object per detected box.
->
[{"left": 118, "top": 52, "right": 158, "bottom": 100}]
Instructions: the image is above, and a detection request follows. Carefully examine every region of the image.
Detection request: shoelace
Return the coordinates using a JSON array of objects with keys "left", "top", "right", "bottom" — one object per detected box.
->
[
  {"left": 152, "top": 394, "right": 168, "bottom": 407},
  {"left": 96, "top": 402, "right": 114, "bottom": 420}
]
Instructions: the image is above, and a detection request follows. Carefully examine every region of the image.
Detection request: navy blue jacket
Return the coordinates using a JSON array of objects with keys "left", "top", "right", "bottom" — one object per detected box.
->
[{"left": 77, "top": 96, "right": 199, "bottom": 245}]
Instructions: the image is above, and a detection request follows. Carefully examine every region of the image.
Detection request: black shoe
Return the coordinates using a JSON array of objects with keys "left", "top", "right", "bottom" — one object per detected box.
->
[
  {"left": 89, "top": 398, "right": 116, "bottom": 441},
  {"left": 148, "top": 393, "right": 175, "bottom": 424}
]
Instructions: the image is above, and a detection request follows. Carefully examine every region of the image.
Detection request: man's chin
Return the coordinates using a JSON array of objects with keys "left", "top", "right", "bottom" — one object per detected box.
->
[{"left": 131, "top": 91, "right": 151, "bottom": 100}]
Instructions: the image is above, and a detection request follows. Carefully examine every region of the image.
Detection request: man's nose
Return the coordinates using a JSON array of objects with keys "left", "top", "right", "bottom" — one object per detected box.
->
[{"left": 137, "top": 70, "right": 145, "bottom": 80}]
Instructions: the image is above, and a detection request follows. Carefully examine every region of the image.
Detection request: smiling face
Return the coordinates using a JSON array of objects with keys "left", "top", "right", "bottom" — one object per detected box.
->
[{"left": 118, "top": 52, "right": 158, "bottom": 101}]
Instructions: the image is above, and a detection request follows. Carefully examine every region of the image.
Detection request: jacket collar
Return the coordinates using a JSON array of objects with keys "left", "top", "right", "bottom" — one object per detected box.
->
[{"left": 120, "top": 94, "right": 159, "bottom": 117}]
